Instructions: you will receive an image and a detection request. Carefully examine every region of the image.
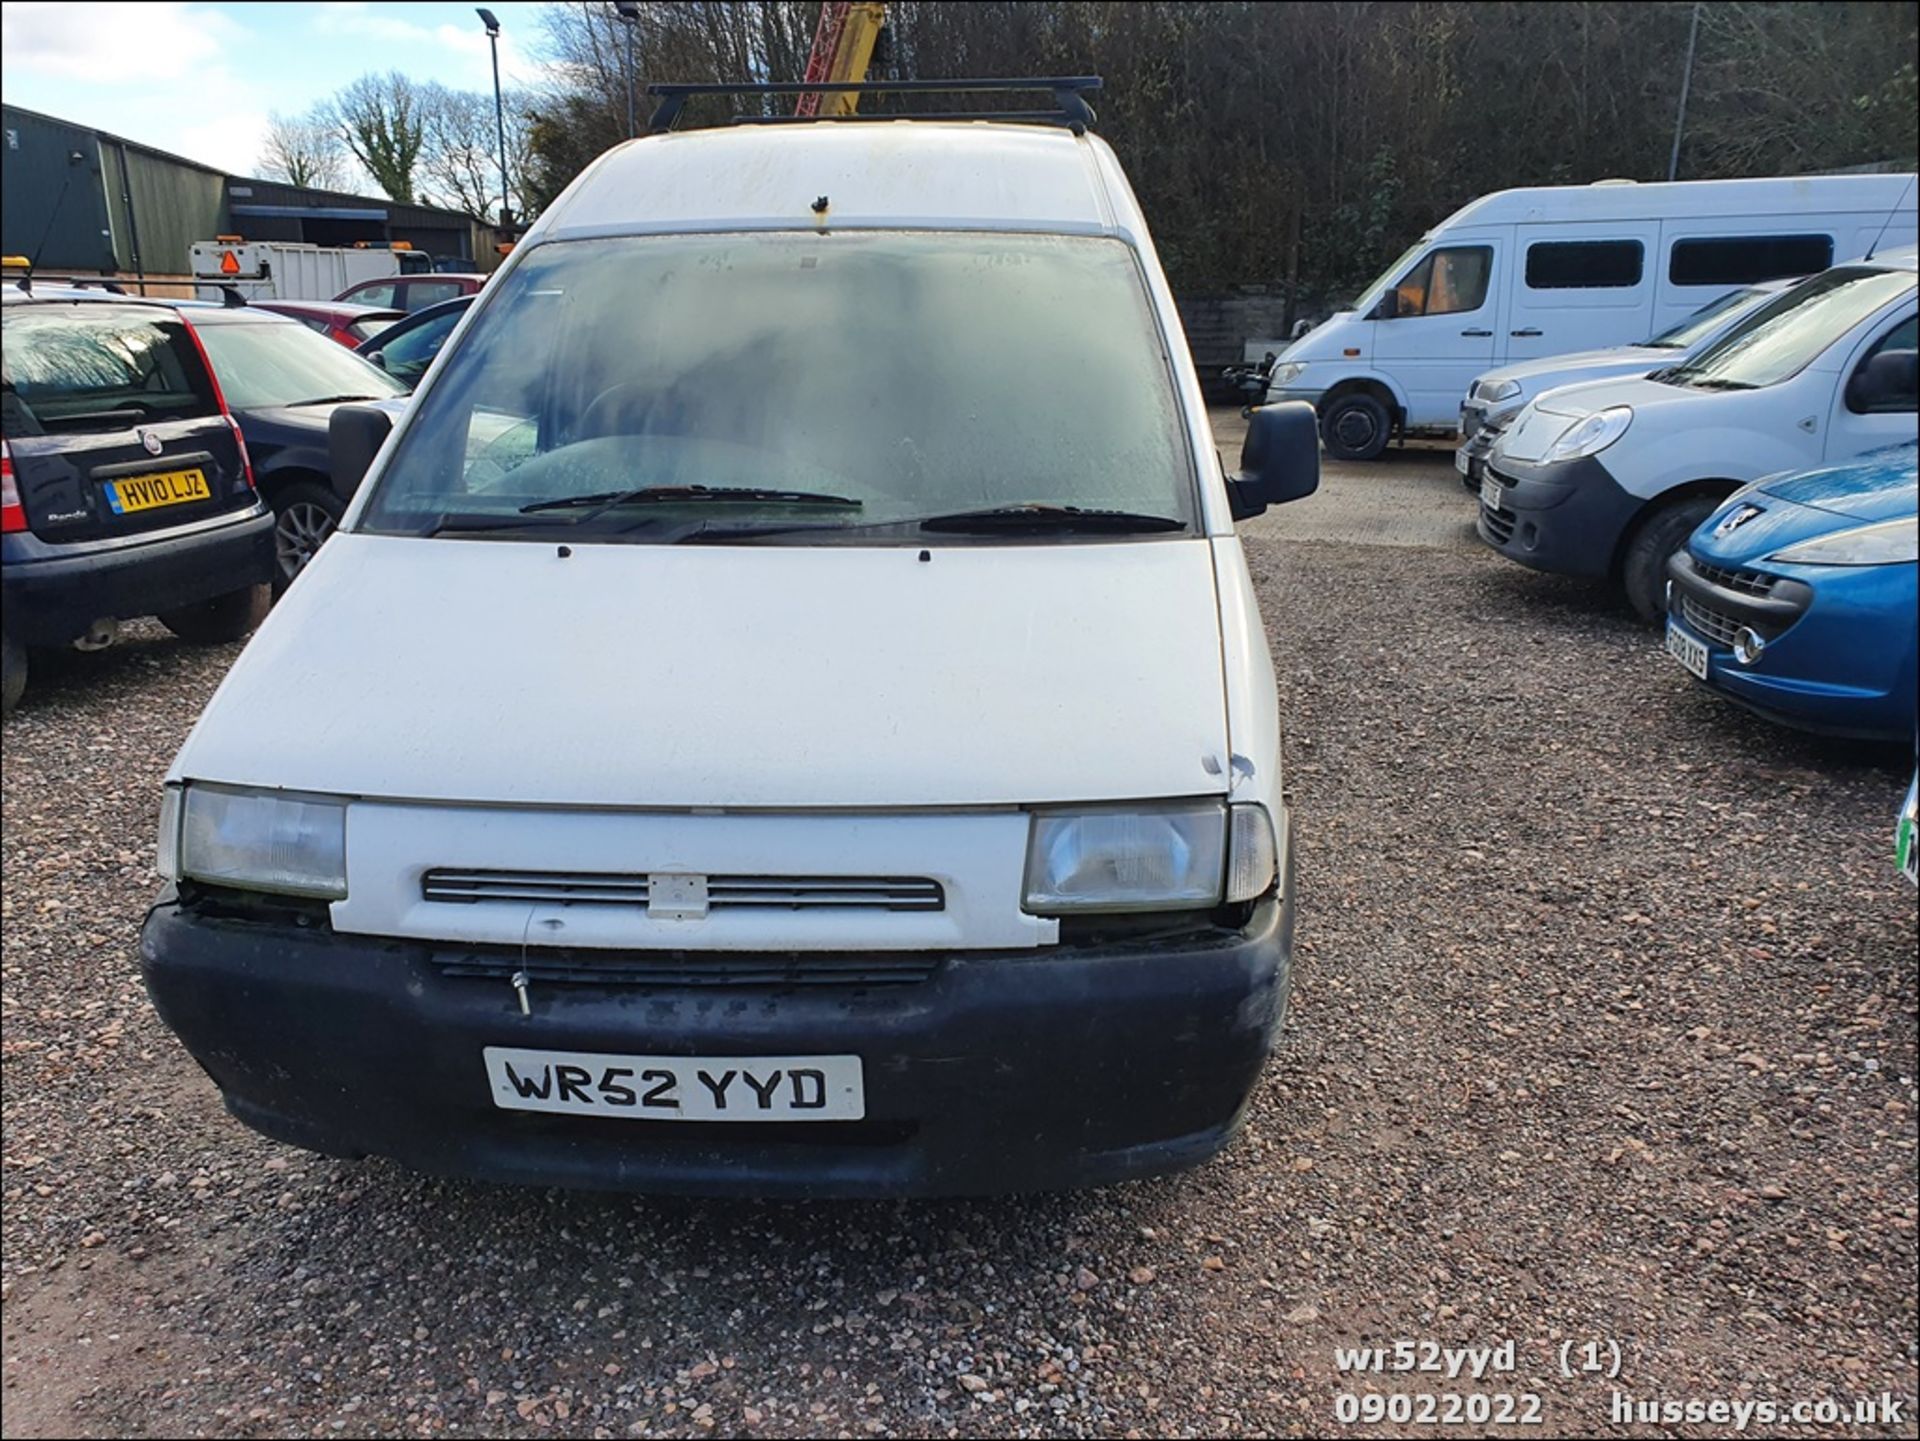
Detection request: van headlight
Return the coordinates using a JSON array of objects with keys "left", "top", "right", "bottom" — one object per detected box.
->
[
  {"left": 1022, "top": 800, "right": 1279, "bottom": 913},
  {"left": 159, "top": 783, "right": 348, "bottom": 899},
  {"left": 1475, "top": 379, "right": 1522, "bottom": 404},
  {"left": 1544, "top": 406, "right": 1633, "bottom": 462},
  {"left": 1268, "top": 361, "right": 1308, "bottom": 386},
  {"left": 1767, "top": 517, "right": 1918, "bottom": 567}
]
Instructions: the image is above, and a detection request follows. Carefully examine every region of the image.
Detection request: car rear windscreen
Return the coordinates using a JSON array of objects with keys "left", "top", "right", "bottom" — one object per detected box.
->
[{"left": 2, "top": 305, "right": 219, "bottom": 434}]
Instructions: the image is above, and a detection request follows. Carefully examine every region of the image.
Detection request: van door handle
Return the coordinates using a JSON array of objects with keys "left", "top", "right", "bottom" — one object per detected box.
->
[
  {"left": 1511, "top": 327, "right": 1543, "bottom": 338},
  {"left": 1460, "top": 328, "right": 1492, "bottom": 337}
]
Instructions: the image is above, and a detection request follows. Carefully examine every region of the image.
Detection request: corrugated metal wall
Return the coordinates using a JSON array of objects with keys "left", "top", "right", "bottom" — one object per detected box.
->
[
  {"left": 1, "top": 107, "right": 114, "bottom": 269},
  {"left": 98, "top": 139, "right": 228, "bottom": 278}
]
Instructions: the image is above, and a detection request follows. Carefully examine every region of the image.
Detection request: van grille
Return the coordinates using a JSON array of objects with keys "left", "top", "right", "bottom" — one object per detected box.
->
[
  {"left": 1480, "top": 502, "right": 1517, "bottom": 545},
  {"left": 431, "top": 947, "right": 939, "bottom": 987},
  {"left": 421, "top": 869, "right": 945, "bottom": 912}
]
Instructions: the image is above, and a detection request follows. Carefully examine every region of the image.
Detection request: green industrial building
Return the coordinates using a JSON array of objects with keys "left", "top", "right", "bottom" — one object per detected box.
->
[{"left": 3, "top": 104, "right": 495, "bottom": 292}]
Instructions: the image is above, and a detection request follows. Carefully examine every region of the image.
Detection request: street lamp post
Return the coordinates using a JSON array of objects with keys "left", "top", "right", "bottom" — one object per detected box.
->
[
  {"left": 475, "top": 9, "right": 511, "bottom": 231},
  {"left": 1668, "top": 2, "right": 1702, "bottom": 183},
  {"left": 615, "top": 1, "right": 641, "bottom": 139}
]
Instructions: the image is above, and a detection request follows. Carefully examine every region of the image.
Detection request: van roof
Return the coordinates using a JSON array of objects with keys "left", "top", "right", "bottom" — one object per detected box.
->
[
  {"left": 1437, "top": 173, "right": 1918, "bottom": 231},
  {"left": 531, "top": 122, "right": 1139, "bottom": 244}
]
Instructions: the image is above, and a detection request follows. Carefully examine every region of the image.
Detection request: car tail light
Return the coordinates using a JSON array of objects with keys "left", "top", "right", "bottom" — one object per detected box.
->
[
  {"left": 1, "top": 438, "right": 24, "bottom": 533},
  {"left": 178, "top": 316, "right": 254, "bottom": 489},
  {"left": 228, "top": 415, "right": 257, "bottom": 489}
]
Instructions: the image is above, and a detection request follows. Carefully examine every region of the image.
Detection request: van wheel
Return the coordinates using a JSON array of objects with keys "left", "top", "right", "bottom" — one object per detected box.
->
[
  {"left": 1621, "top": 495, "right": 1718, "bottom": 623},
  {"left": 158, "top": 584, "right": 271, "bottom": 644},
  {"left": 271, "top": 481, "right": 345, "bottom": 593},
  {"left": 2, "top": 628, "right": 25, "bottom": 717},
  {"left": 1320, "top": 392, "right": 1391, "bottom": 461}
]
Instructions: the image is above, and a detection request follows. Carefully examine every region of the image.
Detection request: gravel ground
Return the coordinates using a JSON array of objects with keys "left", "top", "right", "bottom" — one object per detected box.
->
[{"left": 3, "top": 441, "right": 1916, "bottom": 1439}]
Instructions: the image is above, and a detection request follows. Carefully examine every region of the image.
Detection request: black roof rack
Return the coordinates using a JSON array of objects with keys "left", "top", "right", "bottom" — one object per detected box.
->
[
  {"left": 6, "top": 274, "right": 128, "bottom": 296},
  {"left": 645, "top": 77, "right": 1101, "bottom": 136}
]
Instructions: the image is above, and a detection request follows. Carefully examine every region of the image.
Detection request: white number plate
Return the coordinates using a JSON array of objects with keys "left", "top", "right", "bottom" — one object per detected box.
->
[
  {"left": 483, "top": 1046, "right": 865, "bottom": 1121},
  {"left": 1456, "top": 447, "right": 1472, "bottom": 476},
  {"left": 1479, "top": 476, "right": 1504, "bottom": 511},
  {"left": 1665, "top": 620, "right": 1709, "bottom": 679}
]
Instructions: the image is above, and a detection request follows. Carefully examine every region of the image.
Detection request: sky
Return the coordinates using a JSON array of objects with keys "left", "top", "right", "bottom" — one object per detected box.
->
[{"left": 0, "top": 1, "right": 553, "bottom": 187}]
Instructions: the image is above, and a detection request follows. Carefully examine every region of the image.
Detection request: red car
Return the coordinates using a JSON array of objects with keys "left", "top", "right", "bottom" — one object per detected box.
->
[
  {"left": 333, "top": 273, "right": 486, "bottom": 313},
  {"left": 252, "top": 300, "right": 405, "bottom": 349}
]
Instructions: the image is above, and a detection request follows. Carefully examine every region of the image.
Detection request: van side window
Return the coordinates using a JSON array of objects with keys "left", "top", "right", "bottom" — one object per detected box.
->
[
  {"left": 1846, "top": 315, "right": 1918, "bottom": 415},
  {"left": 1525, "top": 240, "right": 1644, "bottom": 290},
  {"left": 1394, "top": 246, "right": 1492, "bottom": 317},
  {"left": 1669, "top": 235, "right": 1833, "bottom": 287}
]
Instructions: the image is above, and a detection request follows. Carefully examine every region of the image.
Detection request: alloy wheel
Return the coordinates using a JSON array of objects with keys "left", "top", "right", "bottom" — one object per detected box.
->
[{"left": 275, "top": 501, "right": 337, "bottom": 581}]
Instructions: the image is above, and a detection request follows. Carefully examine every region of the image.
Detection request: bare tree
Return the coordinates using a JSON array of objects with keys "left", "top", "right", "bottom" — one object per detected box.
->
[
  {"left": 327, "top": 71, "right": 430, "bottom": 204},
  {"left": 419, "top": 85, "right": 537, "bottom": 223},
  {"left": 257, "top": 108, "right": 347, "bottom": 191}
]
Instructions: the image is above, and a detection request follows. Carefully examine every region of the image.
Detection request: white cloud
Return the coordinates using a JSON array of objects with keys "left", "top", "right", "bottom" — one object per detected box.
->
[
  {"left": 0, "top": 1, "right": 238, "bottom": 83},
  {"left": 175, "top": 107, "right": 272, "bottom": 177},
  {"left": 309, "top": 4, "right": 537, "bottom": 86}
]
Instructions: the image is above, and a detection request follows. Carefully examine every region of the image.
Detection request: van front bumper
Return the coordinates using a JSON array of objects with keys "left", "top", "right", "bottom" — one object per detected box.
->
[
  {"left": 1475, "top": 453, "right": 1640, "bottom": 579},
  {"left": 140, "top": 875, "right": 1296, "bottom": 1197},
  {"left": 1266, "top": 385, "right": 1327, "bottom": 409}
]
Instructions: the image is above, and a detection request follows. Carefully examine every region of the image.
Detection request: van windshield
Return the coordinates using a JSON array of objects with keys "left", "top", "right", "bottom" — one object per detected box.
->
[
  {"left": 358, "top": 231, "right": 1197, "bottom": 543},
  {"left": 1657, "top": 267, "right": 1914, "bottom": 390},
  {"left": 1348, "top": 243, "right": 1423, "bottom": 313},
  {"left": 1643, "top": 286, "right": 1766, "bottom": 349}
]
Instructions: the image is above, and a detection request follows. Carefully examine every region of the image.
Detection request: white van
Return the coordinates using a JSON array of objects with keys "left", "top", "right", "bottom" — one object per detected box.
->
[
  {"left": 137, "top": 84, "right": 1324, "bottom": 1197},
  {"left": 1477, "top": 247, "right": 1917, "bottom": 618},
  {"left": 1266, "top": 174, "right": 1918, "bottom": 459}
]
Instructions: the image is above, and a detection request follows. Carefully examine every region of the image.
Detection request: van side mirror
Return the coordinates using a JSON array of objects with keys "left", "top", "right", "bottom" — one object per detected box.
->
[
  {"left": 1372, "top": 291, "right": 1401, "bottom": 321},
  {"left": 1847, "top": 348, "right": 1918, "bottom": 413},
  {"left": 329, "top": 403, "right": 394, "bottom": 503},
  {"left": 1227, "top": 401, "right": 1320, "bottom": 520}
]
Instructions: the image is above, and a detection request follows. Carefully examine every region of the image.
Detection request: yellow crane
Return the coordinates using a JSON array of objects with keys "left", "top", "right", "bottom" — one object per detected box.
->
[{"left": 796, "top": 1, "right": 886, "bottom": 118}]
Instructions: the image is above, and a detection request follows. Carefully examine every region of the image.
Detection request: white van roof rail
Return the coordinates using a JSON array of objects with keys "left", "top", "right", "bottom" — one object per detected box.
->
[{"left": 645, "top": 77, "right": 1103, "bottom": 136}]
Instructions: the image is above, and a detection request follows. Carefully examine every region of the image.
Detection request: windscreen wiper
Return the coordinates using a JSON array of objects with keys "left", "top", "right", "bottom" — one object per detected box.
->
[
  {"left": 288, "top": 393, "right": 390, "bottom": 407},
  {"left": 1686, "top": 378, "right": 1759, "bottom": 391},
  {"left": 916, "top": 504, "right": 1184, "bottom": 535},
  {"left": 520, "top": 484, "right": 862, "bottom": 518},
  {"left": 424, "top": 513, "right": 571, "bottom": 538}
]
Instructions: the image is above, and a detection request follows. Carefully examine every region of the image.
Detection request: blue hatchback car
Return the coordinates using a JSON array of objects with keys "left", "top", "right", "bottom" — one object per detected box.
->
[{"left": 1664, "top": 442, "right": 1918, "bottom": 742}]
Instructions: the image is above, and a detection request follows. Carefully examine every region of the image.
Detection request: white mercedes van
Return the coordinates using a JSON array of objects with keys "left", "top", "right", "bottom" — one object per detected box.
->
[
  {"left": 1266, "top": 173, "right": 1916, "bottom": 459},
  {"left": 138, "top": 80, "right": 1322, "bottom": 1196}
]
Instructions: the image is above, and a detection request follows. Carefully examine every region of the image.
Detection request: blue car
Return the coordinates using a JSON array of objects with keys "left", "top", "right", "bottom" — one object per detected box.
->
[{"left": 1663, "top": 442, "right": 1918, "bottom": 742}]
